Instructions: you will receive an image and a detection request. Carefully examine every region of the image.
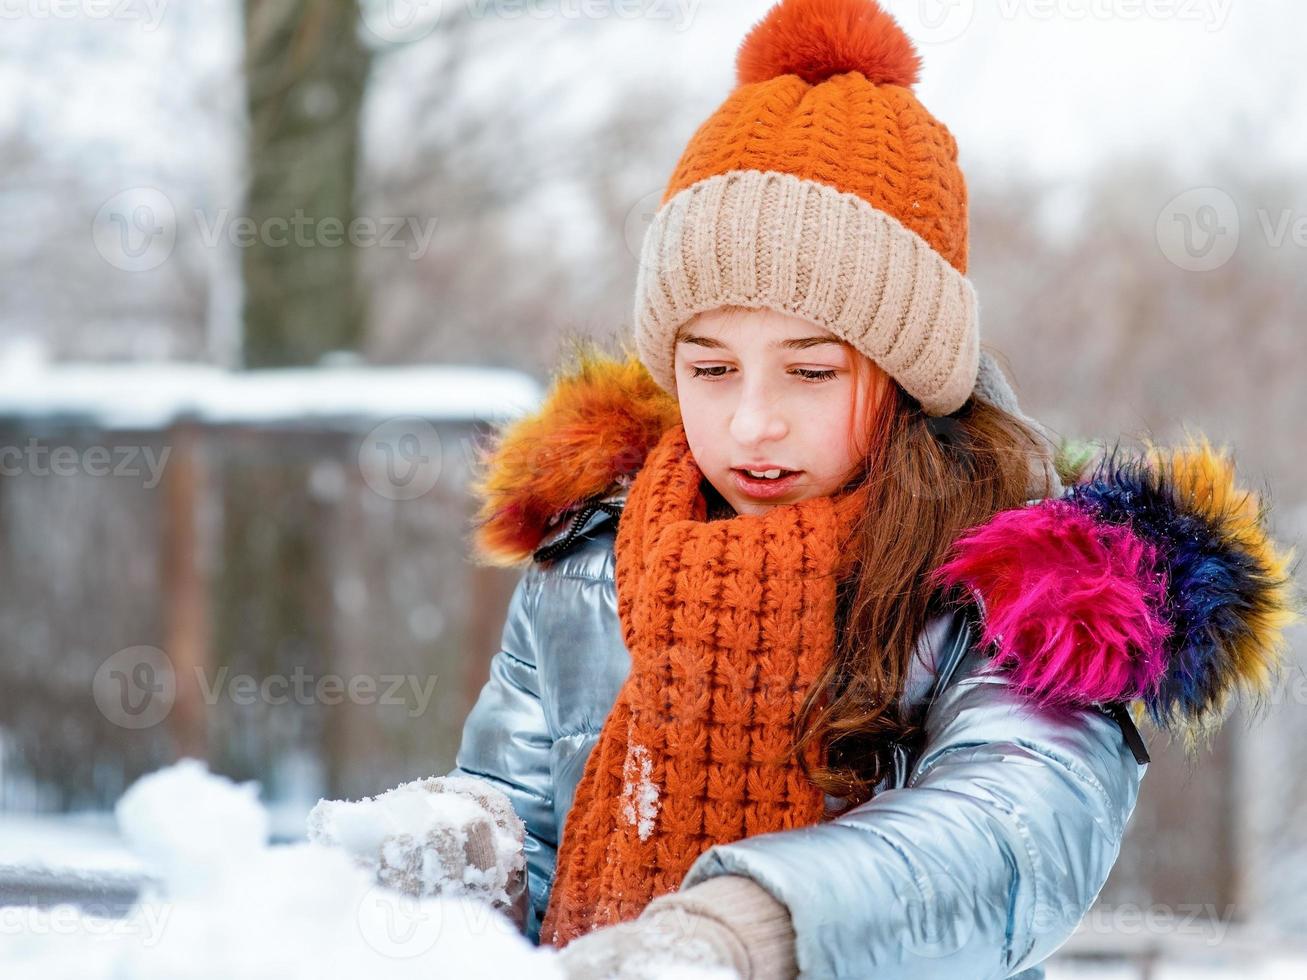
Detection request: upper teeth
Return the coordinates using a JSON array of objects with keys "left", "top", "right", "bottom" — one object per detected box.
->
[{"left": 746, "top": 469, "right": 784, "bottom": 479}]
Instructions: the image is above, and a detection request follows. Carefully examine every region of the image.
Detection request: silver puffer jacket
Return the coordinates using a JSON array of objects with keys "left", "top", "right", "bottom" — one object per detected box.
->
[{"left": 451, "top": 492, "right": 1148, "bottom": 980}]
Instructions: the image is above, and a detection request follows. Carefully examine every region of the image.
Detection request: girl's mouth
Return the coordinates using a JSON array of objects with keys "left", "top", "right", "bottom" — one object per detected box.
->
[{"left": 731, "top": 468, "right": 803, "bottom": 499}]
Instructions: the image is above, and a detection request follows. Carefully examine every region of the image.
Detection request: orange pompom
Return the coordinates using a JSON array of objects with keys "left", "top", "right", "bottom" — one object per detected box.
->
[{"left": 736, "top": 0, "right": 922, "bottom": 88}]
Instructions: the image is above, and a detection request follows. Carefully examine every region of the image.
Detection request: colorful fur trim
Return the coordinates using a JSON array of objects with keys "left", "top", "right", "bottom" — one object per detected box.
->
[
  {"left": 467, "top": 336, "right": 680, "bottom": 568},
  {"left": 934, "top": 432, "right": 1301, "bottom": 747}
]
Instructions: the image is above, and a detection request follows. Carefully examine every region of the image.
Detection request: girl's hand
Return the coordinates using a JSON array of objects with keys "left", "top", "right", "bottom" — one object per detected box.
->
[
  {"left": 556, "top": 905, "right": 743, "bottom": 980},
  {"left": 557, "top": 875, "right": 797, "bottom": 980},
  {"left": 308, "top": 774, "right": 528, "bottom": 928}
]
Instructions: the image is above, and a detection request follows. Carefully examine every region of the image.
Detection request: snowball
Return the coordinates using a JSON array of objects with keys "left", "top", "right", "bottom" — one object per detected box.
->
[
  {"left": 113, "top": 757, "right": 268, "bottom": 891},
  {"left": 307, "top": 775, "right": 525, "bottom": 908},
  {"left": 308, "top": 779, "right": 483, "bottom": 859}
]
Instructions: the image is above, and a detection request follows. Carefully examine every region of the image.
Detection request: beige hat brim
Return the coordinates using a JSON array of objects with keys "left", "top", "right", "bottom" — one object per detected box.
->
[{"left": 633, "top": 169, "right": 979, "bottom": 417}]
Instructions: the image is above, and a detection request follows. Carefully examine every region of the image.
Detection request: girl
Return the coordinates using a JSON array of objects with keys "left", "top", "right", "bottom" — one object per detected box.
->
[{"left": 443, "top": 1, "right": 1300, "bottom": 977}]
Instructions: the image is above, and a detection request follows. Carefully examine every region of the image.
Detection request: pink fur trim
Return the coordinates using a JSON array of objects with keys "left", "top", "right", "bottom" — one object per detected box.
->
[{"left": 932, "top": 500, "right": 1172, "bottom": 707}]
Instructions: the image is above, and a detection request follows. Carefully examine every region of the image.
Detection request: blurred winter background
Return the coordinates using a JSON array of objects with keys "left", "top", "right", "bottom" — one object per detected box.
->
[{"left": 0, "top": 0, "right": 1304, "bottom": 975}]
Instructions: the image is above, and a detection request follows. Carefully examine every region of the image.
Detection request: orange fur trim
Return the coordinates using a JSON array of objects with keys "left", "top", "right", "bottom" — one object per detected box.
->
[{"left": 467, "top": 337, "right": 681, "bottom": 568}]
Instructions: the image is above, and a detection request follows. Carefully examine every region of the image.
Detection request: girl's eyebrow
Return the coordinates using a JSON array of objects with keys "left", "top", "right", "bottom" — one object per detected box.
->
[{"left": 677, "top": 335, "right": 844, "bottom": 350}]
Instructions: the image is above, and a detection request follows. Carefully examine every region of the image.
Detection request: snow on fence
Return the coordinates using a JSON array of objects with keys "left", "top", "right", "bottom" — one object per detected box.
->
[{"left": 0, "top": 360, "right": 539, "bottom": 430}]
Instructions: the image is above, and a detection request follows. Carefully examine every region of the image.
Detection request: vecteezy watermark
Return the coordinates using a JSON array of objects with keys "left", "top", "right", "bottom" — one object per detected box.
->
[
  {"left": 192, "top": 209, "right": 439, "bottom": 261},
  {"left": 93, "top": 645, "right": 441, "bottom": 729},
  {"left": 0, "top": 902, "right": 172, "bottom": 946},
  {"left": 898, "top": 0, "right": 978, "bottom": 45},
  {"left": 359, "top": 0, "right": 444, "bottom": 44},
  {"left": 1265, "top": 666, "right": 1307, "bottom": 708},
  {"left": 0, "top": 439, "right": 171, "bottom": 488},
  {"left": 357, "top": 417, "right": 444, "bottom": 502},
  {"left": 356, "top": 883, "right": 522, "bottom": 958},
  {"left": 193, "top": 666, "right": 438, "bottom": 718},
  {"left": 359, "top": 0, "right": 701, "bottom": 46},
  {"left": 1257, "top": 208, "right": 1307, "bottom": 251},
  {"left": 995, "top": 0, "right": 1232, "bottom": 30},
  {"left": 466, "top": 0, "right": 699, "bottom": 30},
  {"left": 92, "top": 187, "right": 440, "bottom": 273},
  {"left": 1156, "top": 188, "right": 1307, "bottom": 271},
  {"left": 813, "top": 877, "right": 1238, "bottom": 962},
  {"left": 0, "top": 0, "right": 168, "bottom": 31},
  {"left": 357, "top": 885, "right": 443, "bottom": 958},
  {"left": 1042, "top": 898, "right": 1239, "bottom": 945},
  {"left": 898, "top": 0, "right": 1231, "bottom": 45}
]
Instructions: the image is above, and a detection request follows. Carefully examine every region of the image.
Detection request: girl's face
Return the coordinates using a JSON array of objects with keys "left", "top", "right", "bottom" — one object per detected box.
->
[{"left": 673, "top": 307, "right": 887, "bottom": 517}]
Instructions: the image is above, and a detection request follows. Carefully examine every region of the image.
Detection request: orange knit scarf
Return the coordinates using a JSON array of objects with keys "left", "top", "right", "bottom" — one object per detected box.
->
[{"left": 540, "top": 422, "right": 870, "bottom": 947}]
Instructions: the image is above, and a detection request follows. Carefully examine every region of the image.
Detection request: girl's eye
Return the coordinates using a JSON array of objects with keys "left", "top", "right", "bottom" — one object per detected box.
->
[
  {"left": 792, "top": 368, "right": 837, "bottom": 382},
  {"left": 687, "top": 366, "right": 839, "bottom": 382}
]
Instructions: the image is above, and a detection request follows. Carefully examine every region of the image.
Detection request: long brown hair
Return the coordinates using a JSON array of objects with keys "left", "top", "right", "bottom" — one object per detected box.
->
[{"left": 789, "top": 346, "right": 1060, "bottom": 810}]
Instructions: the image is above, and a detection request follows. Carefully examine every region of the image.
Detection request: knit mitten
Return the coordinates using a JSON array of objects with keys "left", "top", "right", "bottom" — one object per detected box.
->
[
  {"left": 558, "top": 875, "right": 797, "bottom": 980},
  {"left": 307, "top": 774, "right": 528, "bottom": 928}
]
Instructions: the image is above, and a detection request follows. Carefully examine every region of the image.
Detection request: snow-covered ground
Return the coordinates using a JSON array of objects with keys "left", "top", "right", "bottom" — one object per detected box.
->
[
  {"left": 0, "top": 759, "right": 738, "bottom": 979},
  {"left": 0, "top": 811, "right": 143, "bottom": 879},
  {"left": 0, "top": 760, "right": 557, "bottom": 978}
]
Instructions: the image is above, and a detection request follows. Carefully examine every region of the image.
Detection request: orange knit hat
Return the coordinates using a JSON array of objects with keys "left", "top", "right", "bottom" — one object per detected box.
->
[{"left": 633, "top": 0, "right": 979, "bottom": 416}]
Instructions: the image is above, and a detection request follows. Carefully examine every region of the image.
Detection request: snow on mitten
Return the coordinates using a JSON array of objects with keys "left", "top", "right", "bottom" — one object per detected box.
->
[{"left": 306, "top": 774, "right": 527, "bottom": 927}]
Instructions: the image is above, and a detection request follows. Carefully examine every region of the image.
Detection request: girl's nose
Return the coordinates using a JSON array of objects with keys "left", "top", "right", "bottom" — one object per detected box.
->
[{"left": 729, "top": 379, "right": 789, "bottom": 447}]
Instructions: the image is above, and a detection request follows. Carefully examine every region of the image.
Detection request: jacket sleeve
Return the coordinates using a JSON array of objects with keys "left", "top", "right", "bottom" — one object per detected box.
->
[
  {"left": 678, "top": 619, "right": 1147, "bottom": 979},
  {"left": 449, "top": 564, "right": 558, "bottom": 943}
]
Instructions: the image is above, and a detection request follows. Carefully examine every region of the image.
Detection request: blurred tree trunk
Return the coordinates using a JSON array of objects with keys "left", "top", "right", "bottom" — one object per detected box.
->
[
  {"left": 242, "top": 0, "right": 369, "bottom": 366},
  {"left": 229, "top": 0, "right": 369, "bottom": 799}
]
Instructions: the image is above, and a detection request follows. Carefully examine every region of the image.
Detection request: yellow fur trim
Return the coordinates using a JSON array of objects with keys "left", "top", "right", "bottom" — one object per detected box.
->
[{"left": 1143, "top": 429, "right": 1302, "bottom": 750}]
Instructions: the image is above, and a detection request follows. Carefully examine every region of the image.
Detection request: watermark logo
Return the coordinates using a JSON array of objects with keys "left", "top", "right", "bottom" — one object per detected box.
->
[
  {"left": 93, "top": 645, "right": 176, "bottom": 730},
  {"left": 900, "top": 0, "right": 977, "bottom": 44},
  {"left": 360, "top": 0, "right": 444, "bottom": 44},
  {"left": 357, "top": 885, "right": 443, "bottom": 958},
  {"left": 1156, "top": 187, "right": 1240, "bottom": 271},
  {"left": 92, "top": 187, "right": 176, "bottom": 273},
  {"left": 889, "top": 868, "right": 1001, "bottom": 959},
  {"left": 0, "top": 0, "right": 168, "bottom": 31},
  {"left": 358, "top": 417, "right": 444, "bottom": 501}
]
